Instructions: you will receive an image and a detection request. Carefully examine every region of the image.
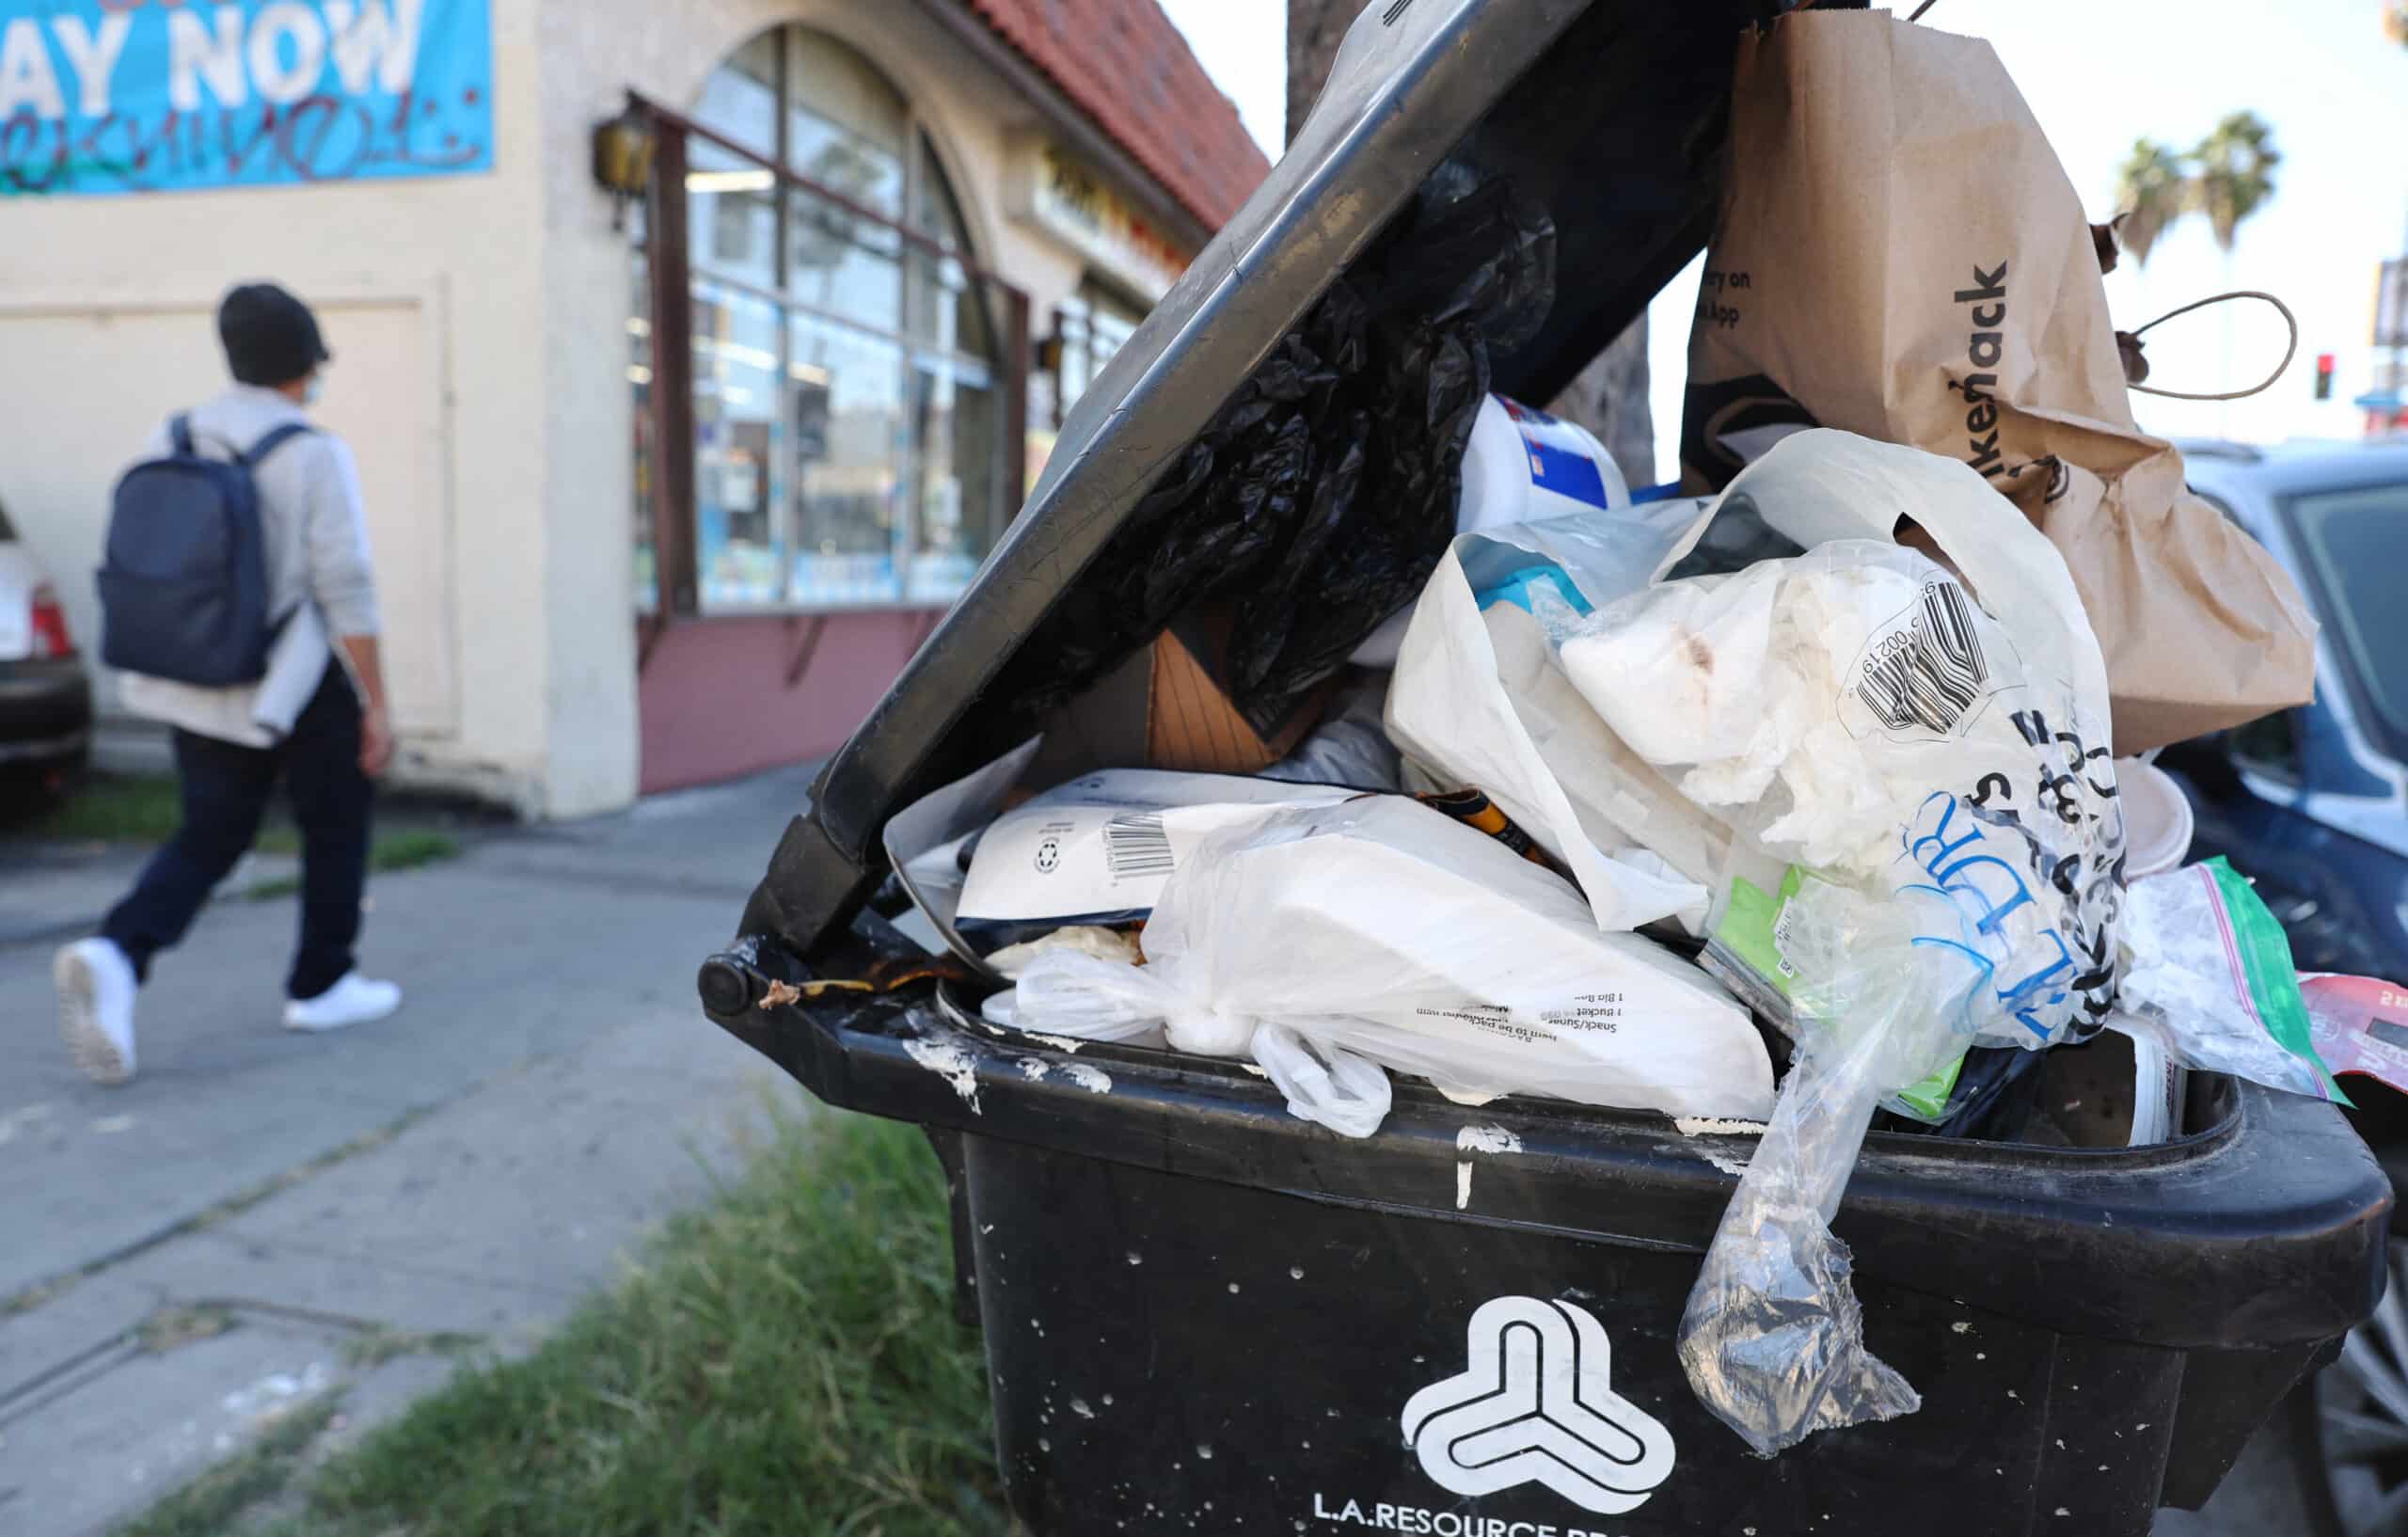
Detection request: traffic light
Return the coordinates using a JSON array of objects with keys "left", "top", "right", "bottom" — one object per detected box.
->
[{"left": 2316, "top": 353, "right": 2336, "bottom": 401}]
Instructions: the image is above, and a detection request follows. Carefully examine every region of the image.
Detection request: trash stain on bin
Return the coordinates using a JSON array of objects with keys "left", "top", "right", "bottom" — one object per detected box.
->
[
  {"left": 1673, "top": 1116, "right": 1767, "bottom": 1135},
  {"left": 1454, "top": 1124, "right": 1522, "bottom": 1209},
  {"left": 903, "top": 1038, "right": 982, "bottom": 1111},
  {"left": 1062, "top": 1063, "right": 1114, "bottom": 1094}
]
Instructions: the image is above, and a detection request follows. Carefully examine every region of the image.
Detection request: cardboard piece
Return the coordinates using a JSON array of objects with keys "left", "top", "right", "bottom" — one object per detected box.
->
[
  {"left": 1028, "top": 606, "right": 1331, "bottom": 784},
  {"left": 1679, "top": 9, "right": 2317, "bottom": 752}
]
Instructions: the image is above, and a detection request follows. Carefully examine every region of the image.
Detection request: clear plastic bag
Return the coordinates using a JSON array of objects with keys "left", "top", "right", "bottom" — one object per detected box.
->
[
  {"left": 1675, "top": 880, "right": 1985, "bottom": 1456},
  {"left": 2110, "top": 859, "right": 2345, "bottom": 1102},
  {"left": 997, "top": 796, "right": 1776, "bottom": 1135}
]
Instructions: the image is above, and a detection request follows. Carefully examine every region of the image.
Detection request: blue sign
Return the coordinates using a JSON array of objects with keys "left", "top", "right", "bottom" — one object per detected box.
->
[{"left": 0, "top": 1, "right": 493, "bottom": 196}]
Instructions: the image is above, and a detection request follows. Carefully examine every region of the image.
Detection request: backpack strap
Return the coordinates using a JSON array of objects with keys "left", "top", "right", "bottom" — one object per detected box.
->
[
  {"left": 169, "top": 414, "right": 196, "bottom": 457},
  {"left": 240, "top": 421, "right": 316, "bottom": 467}
]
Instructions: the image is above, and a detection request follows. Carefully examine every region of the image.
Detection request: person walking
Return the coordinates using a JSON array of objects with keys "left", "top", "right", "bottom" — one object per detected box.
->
[{"left": 55, "top": 283, "right": 404, "bottom": 1086}]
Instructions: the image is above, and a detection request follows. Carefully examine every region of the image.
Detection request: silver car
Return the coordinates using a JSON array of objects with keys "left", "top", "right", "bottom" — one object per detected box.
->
[{"left": 0, "top": 495, "right": 93, "bottom": 805}]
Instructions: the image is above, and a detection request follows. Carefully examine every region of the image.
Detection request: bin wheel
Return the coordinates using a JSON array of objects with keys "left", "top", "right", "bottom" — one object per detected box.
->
[{"left": 2294, "top": 1238, "right": 2408, "bottom": 1537}]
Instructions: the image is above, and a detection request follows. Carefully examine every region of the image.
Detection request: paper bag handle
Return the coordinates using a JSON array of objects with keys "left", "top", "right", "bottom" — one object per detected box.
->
[{"left": 2125, "top": 290, "right": 2300, "bottom": 403}]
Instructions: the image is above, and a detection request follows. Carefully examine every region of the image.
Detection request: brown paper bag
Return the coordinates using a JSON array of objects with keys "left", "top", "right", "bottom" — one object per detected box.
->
[{"left": 1679, "top": 9, "right": 2316, "bottom": 752}]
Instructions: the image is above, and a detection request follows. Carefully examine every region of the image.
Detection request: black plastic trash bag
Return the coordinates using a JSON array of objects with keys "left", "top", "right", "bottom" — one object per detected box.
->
[{"left": 989, "top": 166, "right": 1556, "bottom": 737}]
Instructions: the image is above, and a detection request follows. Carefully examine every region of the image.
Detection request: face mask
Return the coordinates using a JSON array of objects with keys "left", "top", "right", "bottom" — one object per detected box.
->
[{"left": 303, "top": 373, "right": 325, "bottom": 406}]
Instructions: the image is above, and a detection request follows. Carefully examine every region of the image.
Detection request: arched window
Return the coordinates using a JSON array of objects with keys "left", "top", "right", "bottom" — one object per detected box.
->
[{"left": 642, "top": 25, "right": 1009, "bottom": 613}]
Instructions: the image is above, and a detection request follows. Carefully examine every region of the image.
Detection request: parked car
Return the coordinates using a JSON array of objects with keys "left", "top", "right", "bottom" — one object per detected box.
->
[
  {"left": 0, "top": 492, "right": 93, "bottom": 810},
  {"left": 2161, "top": 439, "right": 2408, "bottom": 1537}
]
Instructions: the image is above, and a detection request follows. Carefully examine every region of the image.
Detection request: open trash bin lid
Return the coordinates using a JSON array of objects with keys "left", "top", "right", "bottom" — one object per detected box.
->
[
  {"left": 723, "top": 0, "right": 1784, "bottom": 966},
  {"left": 697, "top": 0, "right": 2390, "bottom": 1529}
]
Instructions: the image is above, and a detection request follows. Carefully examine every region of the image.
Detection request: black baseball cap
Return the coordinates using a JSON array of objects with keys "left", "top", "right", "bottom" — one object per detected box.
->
[{"left": 217, "top": 283, "right": 331, "bottom": 388}]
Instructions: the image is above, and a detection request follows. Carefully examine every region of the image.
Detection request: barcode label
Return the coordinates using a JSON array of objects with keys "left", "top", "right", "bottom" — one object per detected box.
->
[
  {"left": 1853, "top": 581, "right": 1990, "bottom": 736},
  {"left": 1101, "top": 812, "right": 1175, "bottom": 881}
]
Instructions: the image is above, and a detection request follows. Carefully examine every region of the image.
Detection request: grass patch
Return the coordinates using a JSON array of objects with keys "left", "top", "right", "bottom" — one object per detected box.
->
[
  {"left": 252, "top": 1112, "right": 1007, "bottom": 1537},
  {"left": 23, "top": 773, "right": 464, "bottom": 899},
  {"left": 30, "top": 774, "right": 184, "bottom": 843},
  {"left": 340, "top": 1325, "right": 485, "bottom": 1372},
  {"left": 368, "top": 829, "right": 459, "bottom": 872},
  {"left": 112, "top": 1395, "right": 341, "bottom": 1537},
  {"left": 244, "top": 832, "right": 458, "bottom": 902}
]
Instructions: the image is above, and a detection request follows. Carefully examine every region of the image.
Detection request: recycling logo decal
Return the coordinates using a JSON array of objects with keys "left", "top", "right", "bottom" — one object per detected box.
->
[{"left": 1401, "top": 1296, "right": 1676, "bottom": 1515}]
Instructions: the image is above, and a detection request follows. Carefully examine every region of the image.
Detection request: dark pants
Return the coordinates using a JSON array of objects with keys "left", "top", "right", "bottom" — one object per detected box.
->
[{"left": 103, "top": 666, "right": 372, "bottom": 1001}]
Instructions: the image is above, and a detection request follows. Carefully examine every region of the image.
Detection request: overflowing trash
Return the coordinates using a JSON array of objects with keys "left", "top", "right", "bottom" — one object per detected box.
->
[{"left": 757, "top": 0, "right": 2404, "bottom": 1487}]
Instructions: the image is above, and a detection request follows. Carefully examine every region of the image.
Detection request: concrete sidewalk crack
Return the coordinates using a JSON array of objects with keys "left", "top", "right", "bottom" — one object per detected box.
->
[{"left": 0, "top": 1101, "right": 445, "bottom": 1325}]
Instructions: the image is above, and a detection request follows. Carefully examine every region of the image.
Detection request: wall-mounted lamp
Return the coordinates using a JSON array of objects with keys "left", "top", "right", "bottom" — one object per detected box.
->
[{"left": 592, "top": 101, "right": 657, "bottom": 231}]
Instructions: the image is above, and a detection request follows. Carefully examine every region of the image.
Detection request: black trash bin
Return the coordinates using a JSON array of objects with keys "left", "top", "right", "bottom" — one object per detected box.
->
[{"left": 697, "top": 1, "right": 2391, "bottom": 1531}]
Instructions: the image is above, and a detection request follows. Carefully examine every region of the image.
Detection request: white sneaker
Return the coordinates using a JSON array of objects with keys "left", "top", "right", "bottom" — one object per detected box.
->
[
  {"left": 283, "top": 973, "right": 403, "bottom": 1033},
  {"left": 55, "top": 939, "right": 137, "bottom": 1086}
]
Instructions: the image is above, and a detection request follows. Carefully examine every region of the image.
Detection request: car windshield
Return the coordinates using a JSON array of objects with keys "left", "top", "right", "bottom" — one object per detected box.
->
[{"left": 2287, "top": 481, "right": 2408, "bottom": 759}]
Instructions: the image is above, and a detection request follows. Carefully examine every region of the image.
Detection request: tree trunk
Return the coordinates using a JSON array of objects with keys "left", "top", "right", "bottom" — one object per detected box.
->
[
  {"left": 1544, "top": 314, "right": 1655, "bottom": 485},
  {"left": 1284, "top": 0, "right": 1655, "bottom": 484},
  {"left": 1286, "top": 0, "right": 1354, "bottom": 149}
]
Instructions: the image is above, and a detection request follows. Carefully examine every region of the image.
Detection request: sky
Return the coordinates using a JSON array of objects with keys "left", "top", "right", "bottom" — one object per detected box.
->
[{"left": 1162, "top": 0, "right": 2408, "bottom": 481}]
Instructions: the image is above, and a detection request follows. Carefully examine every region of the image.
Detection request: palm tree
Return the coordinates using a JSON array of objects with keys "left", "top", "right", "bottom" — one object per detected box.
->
[
  {"left": 2113, "top": 139, "right": 2193, "bottom": 268},
  {"left": 2192, "top": 111, "right": 2281, "bottom": 254}
]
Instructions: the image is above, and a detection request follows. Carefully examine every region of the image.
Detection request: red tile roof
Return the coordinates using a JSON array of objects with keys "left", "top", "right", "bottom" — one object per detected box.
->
[{"left": 963, "top": 0, "right": 1273, "bottom": 235}]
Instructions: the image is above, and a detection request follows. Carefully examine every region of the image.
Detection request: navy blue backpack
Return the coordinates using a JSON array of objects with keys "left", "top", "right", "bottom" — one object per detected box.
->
[{"left": 98, "top": 415, "right": 310, "bottom": 687}]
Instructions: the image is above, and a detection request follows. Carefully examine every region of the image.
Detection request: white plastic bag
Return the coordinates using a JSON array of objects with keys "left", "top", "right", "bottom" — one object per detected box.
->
[
  {"left": 1556, "top": 433, "right": 2127, "bottom": 1051},
  {"left": 1386, "top": 498, "right": 1739, "bottom": 931},
  {"left": 999, "top": 796, "right": 1777, "bottom": 1134}
]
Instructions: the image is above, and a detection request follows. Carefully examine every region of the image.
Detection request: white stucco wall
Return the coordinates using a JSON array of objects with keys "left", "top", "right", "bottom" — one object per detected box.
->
[
  {"left": 1, "top": 0, "right": 1170, "bottom": 818},
  {"left": 0, "top": 0, "right": 589, "bottom": 813}
]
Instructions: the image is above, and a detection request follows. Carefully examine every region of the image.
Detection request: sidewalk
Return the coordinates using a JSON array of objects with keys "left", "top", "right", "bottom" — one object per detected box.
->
[{"left": 0, "top": 768, "right": 816, "bottom": 1537}]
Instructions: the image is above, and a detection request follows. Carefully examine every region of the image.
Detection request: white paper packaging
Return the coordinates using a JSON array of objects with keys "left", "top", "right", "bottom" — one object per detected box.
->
[
  {"left": 956, "top": 770, "right": 1355, "bottom": 944},
  {"left": 1004, "top": 796, "right": 1778, "bottom": 1133}
]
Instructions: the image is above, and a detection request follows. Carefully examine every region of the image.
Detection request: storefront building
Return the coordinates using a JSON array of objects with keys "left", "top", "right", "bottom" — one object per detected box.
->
[{"left": 0, "top": 0, "right": 1266, "bottom": 813}]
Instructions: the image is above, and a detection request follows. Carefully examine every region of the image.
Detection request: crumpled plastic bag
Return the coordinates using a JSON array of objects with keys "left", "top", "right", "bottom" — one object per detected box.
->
[
  {"left": 995, "top": 796, "right": 1776, "bottom": 1135},
  {"left": 2109, "top": 858, "right": 2347, "bottom": 1103},
  {"left": 983, "top": 164, "right": 1555, "bottom": 739},
  {"left": 1676, "top": 879, "right": 1974, "bottom": 1456}
]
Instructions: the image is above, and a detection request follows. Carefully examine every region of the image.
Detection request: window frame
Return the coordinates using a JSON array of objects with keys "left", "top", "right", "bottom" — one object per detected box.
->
[{"left": 630, "top": 64, "right": 1029, "bottom": 625}]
